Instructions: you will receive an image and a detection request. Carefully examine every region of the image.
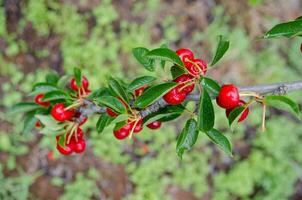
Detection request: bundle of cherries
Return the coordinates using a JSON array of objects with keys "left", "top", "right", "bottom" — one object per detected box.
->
[
  {"left": 34, "top": 77, "right": 91, "bottom": 155},
  {"left": 216, "top": 84, "right": 249, "bottom": 122},
  {"left": 163, "top": 48, "right": 207, "bottom": 105}
]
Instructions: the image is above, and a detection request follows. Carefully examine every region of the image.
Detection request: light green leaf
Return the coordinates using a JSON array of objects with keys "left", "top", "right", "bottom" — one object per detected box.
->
[
  {"left": 8, "top": 103, "right": 41, "bottom": 115},
  {"left": 264, "top": 95, "right": 300, "bottom": 115},
  {"left": 132, "top": 47, "right": 155, "bottom": 71},
  {"left": 264, "top": 19, "right": 302, "bottom": 38}
]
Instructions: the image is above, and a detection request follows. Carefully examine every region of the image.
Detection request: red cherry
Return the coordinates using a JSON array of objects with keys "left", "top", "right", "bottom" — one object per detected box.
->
[
  {"left": 163, "top": 88, "right": 187, "bottom": 105},
  {"left": 70, "top": 76, "right": 89, "bottom": 91},
  {"left": 56, "top": 143, "right": 73, "bottom": 155},
  {"left": 147, "top": 121, "right": 161, "bottom": 129},
  {"left": 34, "top": 93, "right": 50, "bottom": 107},
  {"left": 186, "top": 58, "right": 207, "bottom": 76},
  {"left": 113, "top": 123, "right": 132, "bottom": 140},
  {"left": 226, "top": 100, "right": 249, "bottom": 122},
  {"left": 216, "top": 84, "right": 240, "bottom": 109},
  {"left": 72, "top": 139, "right": 86, "bottom": 153},
  {"left": 174, "top": 74, "right": 195, "bottom": 94},
  {"left": 300, "top": 43, "right": 302, "bottom": 53},
  {"left": 129, "top": 119, "right": 143, "bottom": 133},
  {"left": 35, "top": 121, "right": 42, "bottom": 128},
  {"left": 51, "top": 103, "right": 75, "bottom": 122},
  {"left": 106, "top": 107, "right": 119, "bottom": 117},
  {"left": 176, "top": 48, "right": 194, "bottom": 67},
  {"left": 135, "top": 86, "right": 147, "bottom": 97}
]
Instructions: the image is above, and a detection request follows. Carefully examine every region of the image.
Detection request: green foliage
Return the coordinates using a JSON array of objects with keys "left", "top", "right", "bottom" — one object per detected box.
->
[{"left": 211, "top": 35, "right": 230, "bottom": 66}]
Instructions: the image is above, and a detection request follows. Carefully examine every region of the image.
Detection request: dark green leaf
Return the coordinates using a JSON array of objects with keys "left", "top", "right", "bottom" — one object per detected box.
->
[
  {"left": 74, "top": 67, "right": 82, "bottom": 87},
  {"left": 170, "top": 65, "right": 187, "bottom": 79},
  {"left": 198, "top": 89, "right": 215, "bottom": 131},
  {"left": 23, "top": 112, "right": 37, "bottom": 134},
  {"left": 201, "top": 77, "right": 221, "bottom": 97},
  {"left": 265, "top": 95, "right": 300, "bottom": 115},
  {"left": 228, "top": 106, "right": 246, "bottom": 126},
  {"left": 97, "top": 96, "right": 126, "bottom": 114},
  {"left": 134, "top": 82, "right": 177, "bottom": 108},
  {"left": 211, "top": 35, "right": 230, "bottom": 66},
  {"left": 146, "top": 48, "right": 184, "bottom": 68},
  {"left": 205, "top": 128, "right": 232, "bottom": 156},
  {"left": 132, "top": 47, "right": 155, "bottom": 71},
  {"left": 264, "top": 19, "right": 302, "bottom": 38},
  {"left": 8, "top": 103, "right": 41, "bottom": 115},
  {"left": 296, "top": 16, "right": 302, "bottom": 21},
  {"left": 96, "top": 114, "right": 113, "bottom": 134},
  {"left": 176, "top": 119, "right": 199, "bottom": 158},
  {"left": 128, "top": 76, "right": 156, "bottom": 92},
  {"left": 30, "top": 83, "right": 59, "bottom": 96},
  {"left": 109, "top": 77, "right": 130, "bottom": 104},
  {"left": 143, "top": 105, "right": 185, "bottom": 123},
  {"left": 42, "top": 90, "right": 70, "bottom": 101},
  {"left": 46, "top": 73, "right": 59, "bottom": 85},
  {"left": 160, "top": 43, "right": 168, "bottom": 69}
]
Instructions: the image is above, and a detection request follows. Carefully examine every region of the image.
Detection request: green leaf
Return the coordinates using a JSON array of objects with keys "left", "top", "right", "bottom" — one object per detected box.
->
[
  {"left": 228, "top": 106, "right": 246, "bottom": 126},
  {"left": 211, "top": 35, "right": 230, "bottom": 66},
  {"left": 170, "top": 65, "right": 187, "bottom": 79},
  {"left": 23, "top": 112, "right": 38, "bottom": 134},
  {"left": 176, "top": 119, "right": 199, "bottom": 158},
  {"left": 113, "top": 120, "right": 127, "bottom": 131},
  {"left": 74, "top": 67, "right": 82, "bottom": 87},
  {"left": 198, "top": 89, "right": 215, "bottom": 131},
  {"left": 160, "top": 43, "right": 168, "bottom": 69},
  {"left": 134, "top": 82, "right": 177, "bottom": 108},
  {"left": 39, "top": 126, "right": 64, "bottom": 136},
  {"left": 96, "top": 114, "right": 113, "bottom": 134},
  {"left": 128, "top": 76, "right": 156, "bottom": 92},
  {"left": 87, "top": 88, "right": 111, "bottom": 100},
  {"left": 97, "top": 96, "right": 126, "bottom": 114},
  {"left": 146, "top": 48, "right": 184, "bottom": 68},
  {"left": 46, "top": 73, "right": 59, "bottom": 85},
  {"left": 30, "top": 83, "right": 59, "bottom": 96},
  {"left": 57, "top": 75, "right": 72, "bottom": 88},
  {"left": 264, "top": 19, "right": 302, "bottom": 39},
  {"left": 205, "top": 128, "right": 232, "bottom": 156},
  {"left": 200, "top": 77, "right": 221, "bottom": 97},
  {"left": 42, "top": 90, "right": 70, "bottom": 101},
  {"left": 108, "top": 77, "right": 130, "bottom": 104},
  {"left": 264, "top": 95, "right": 300, "bottom": 115},
  {"left": 8, "top": 103, "right": 41, "bottom": 115},
  {"left": 132, "top": 47, "right": 155, "bottom": 71},
  {"left": 296, "top": 16, "right": 302, "bottom": 21},
  {"left": 35, "top": 114, "right": 63, "bottom": 129},
  {"left": 58, "top": 134, "right": 66, "bottom": 147},
  {"left": 143, "top": 105, "right": 185, "bottom": 123}
]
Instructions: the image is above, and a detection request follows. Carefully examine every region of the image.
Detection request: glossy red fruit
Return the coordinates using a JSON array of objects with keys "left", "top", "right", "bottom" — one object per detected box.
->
[
  {"left": 106, "top": 107, "right": 119, "bottom": 117},
  {"left": 113, "top": 123, "right": 132, "bottom": 140},
  {"left": 56, "top": 143, "right": 73, "bottom": 155},
  {"left": 174, "top": 74, "right": 195, "bottom": 94},
  {"left": 135, "top": 86, "right": 147, "bottom": 97},
  {"left": 226, "top": 100, "right": 250, "bottom": 122},
  {"left": 147, "top": 121, "right": 161, "bottom": 129},
  {"left": 176, "top": 48, "right": 194, "bottom": 67},
  {"left": 300, "top": 43, "right": 302, "bottom": 53},
  {"left": 163, "top": 88, "right": 187, "bottom": 105},
  {"left": 72, "top": 139, "right": 86, "bottom": 153},
  {"left": 129, "top": 119, "right": 143, "bottom": 133},
  {"left": 34, "top": 93, "right": 50, "bottom": 107},
  {"left": 35, "top": 121, "right": 42, "bottom": 128},
  {"left": 51, "top": 103, "right": 75, "bottom": 122},
  {"left": 70, "top": 76, "right": 89, "bottom": 91},
  {"left": 216, "top": 84, "right": 240, "bottom": 109},
  {"left": 186, "top": 58, "right": 207, "bottom": 76}
]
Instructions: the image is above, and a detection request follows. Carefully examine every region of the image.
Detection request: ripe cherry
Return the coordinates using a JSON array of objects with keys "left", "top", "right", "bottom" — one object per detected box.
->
[
  {"left": 51, "top": 103, "right": 75, "bottom": 122},
  {"left": 35, "top": 121, "right": 42, "bottom": 128},
  {"left": 163, "top": 88, "right": 187, "bottom": 105},
  {"left": 174, "top": 74, "right": 195, "bottom": 94},
  {"left": 176, "top": 48, "right": 194, "bottom": 67},
  {"left": 113, "top": 123, "right": 132, "bottom": 140},
  {"left": 56, "top": 143, "right": 73, "bottom": 155},
  {"left": 186, "top": 58, "right": 207, "bottom": 76},
  {"left": 135, "top": 86, "right": 147, "bottom": 97},
  {"left": 300, "top": 43, "right": 302, "bottom": 53},
  {"left": 34, "top": 93, "right": 50, "bottom": 107},
  {"left": 106, "top": 107, "right": 119, "bottom": 117},
  {"left": 72, "top": 139, "right": 86, "bottom": 153},
  {"left": 70, "top": 76, "right": 89, "bottom": 91},
  {"left": 216, "top": 84, "right": 240, "bottom": 109},
  {"left": 129, "top": 119, "right": 143, "bottom": 133},
  {"left": 67, "top": 127, "right": 84, "bottom": 141},
  {"left": 226, "top": 100, "right": 249, "bottom": 122},
  {"left": 147, "top": 121, "right": 161, "bottom": 129}
]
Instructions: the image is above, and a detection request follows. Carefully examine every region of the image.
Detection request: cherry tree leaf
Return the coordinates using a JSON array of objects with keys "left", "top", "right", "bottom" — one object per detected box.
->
[{"left": 211, "top": 35, "right": 230, "bottom": 66}]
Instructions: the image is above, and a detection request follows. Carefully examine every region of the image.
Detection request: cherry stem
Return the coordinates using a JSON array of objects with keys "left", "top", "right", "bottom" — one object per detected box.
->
[
  {"left": 261, "top": 103, "right": 267, "bottom": 132},
  {"left": 185, "top": 58, "right": 203, "bottom": 76},
  {"left": 239, "top": 91, "right": 263, "bottom": 99},
  {"left": 129, "top": 118, "right": 140, "bottom": 140},
  {"left": 64, "top": 101, "right": 82, "bottom": 111},
  {"left": 67, "top": 124, "right": 78, "bottom": 144},
  {"left": 178, "top": 79, "right": 195, "bottom": 92}
]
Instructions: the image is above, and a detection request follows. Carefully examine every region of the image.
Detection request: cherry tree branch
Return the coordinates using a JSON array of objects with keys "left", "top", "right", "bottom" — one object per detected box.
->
[{"left": 80, "top": 80, "right": 302, "bottom": 120}]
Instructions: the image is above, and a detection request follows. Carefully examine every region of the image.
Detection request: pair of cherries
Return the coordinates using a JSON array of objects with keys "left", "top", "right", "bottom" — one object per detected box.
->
[
  {"left": 216, "top": 84, "right": 249, "bottom": 122},
  {"left": 106, "top": 87, "right": 162, "bottom": 140},
  {"left": 56, "top": 128, "right": 86, "bottom": 155}
]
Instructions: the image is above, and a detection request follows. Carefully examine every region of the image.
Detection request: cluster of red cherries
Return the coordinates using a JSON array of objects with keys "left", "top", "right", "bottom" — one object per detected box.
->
[
  {"left": 163, "top": 48, "right": 207, "bottom": 105},
  {"left": 34, "top": 77, "right": 91, "bottom": 155},
  {"left": 106, "top": 88, "right": 162, "bottom": 140},
  {"left": 216, "top": 84, "right": 249, "bottom": 122}
]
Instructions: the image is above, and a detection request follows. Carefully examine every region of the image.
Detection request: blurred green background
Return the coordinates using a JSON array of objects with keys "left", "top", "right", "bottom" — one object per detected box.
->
[{"left": 1, "top": 0, "right": 302, "bottom": 199}]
